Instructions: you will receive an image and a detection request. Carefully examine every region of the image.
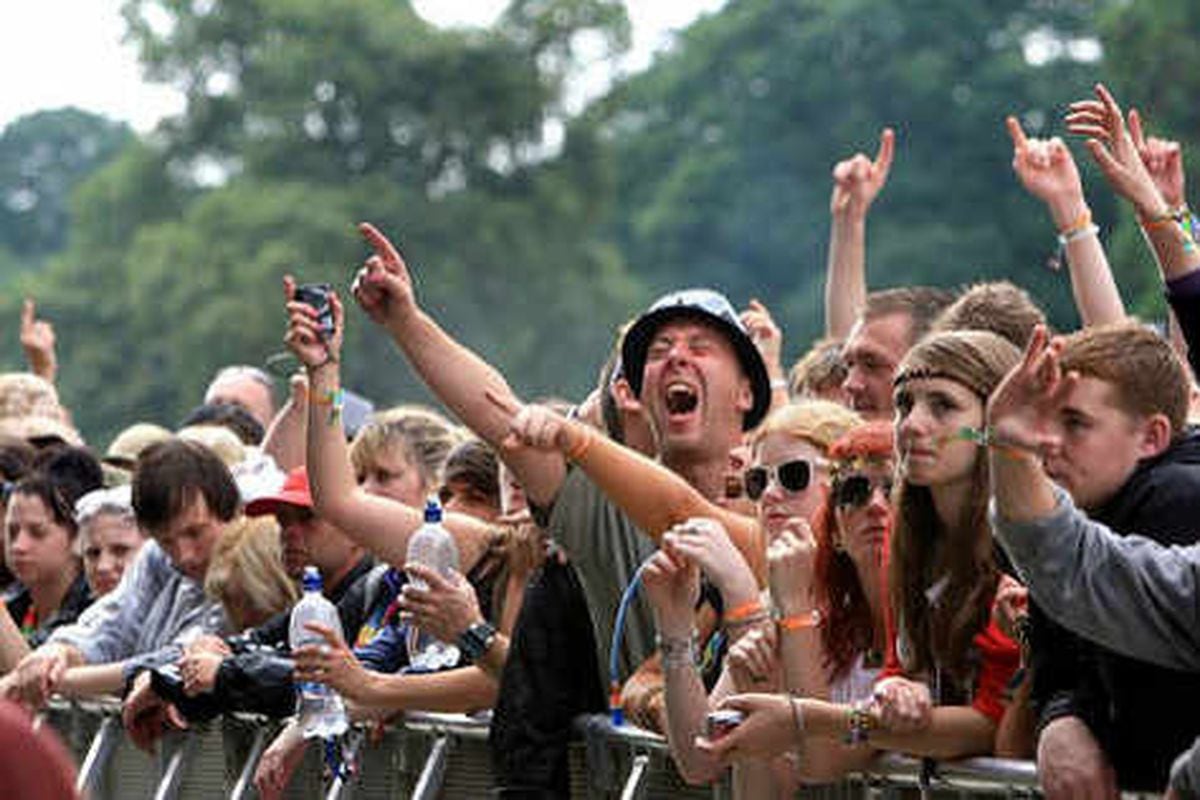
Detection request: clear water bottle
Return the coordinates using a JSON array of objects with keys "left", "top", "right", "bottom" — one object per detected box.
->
[
  {"left": 405, "top": 498, "right": 461, "bottom": 671},
  {"left": 289, "top": 566, "right": 349, "bottom": 738}
]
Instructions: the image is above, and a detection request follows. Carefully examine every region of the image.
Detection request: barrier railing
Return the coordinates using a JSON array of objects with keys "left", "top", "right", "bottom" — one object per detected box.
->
[{"left": 36, "top": 696, "right": 1163, "bottom": 798}]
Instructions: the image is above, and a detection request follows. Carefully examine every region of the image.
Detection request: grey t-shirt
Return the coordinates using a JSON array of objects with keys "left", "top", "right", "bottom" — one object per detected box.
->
[{"left": 534, "top": 467, "right": 658, "bottom": 680}]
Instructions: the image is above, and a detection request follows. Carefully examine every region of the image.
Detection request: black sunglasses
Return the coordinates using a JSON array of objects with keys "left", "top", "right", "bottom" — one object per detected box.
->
[
  {"left": 835, "top": 473, "right": 894, "bottom": 509},
  {"left": 743, "top": 459, "right": 826, "bottom": 501}
]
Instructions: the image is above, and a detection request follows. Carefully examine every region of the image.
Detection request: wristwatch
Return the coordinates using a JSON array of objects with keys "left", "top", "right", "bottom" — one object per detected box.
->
[{"left": 457, "top": 621, "right": 498, "bottom": 663}]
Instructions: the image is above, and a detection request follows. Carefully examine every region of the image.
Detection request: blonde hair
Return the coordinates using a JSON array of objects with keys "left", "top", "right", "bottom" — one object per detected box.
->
[
  {"left": 752, "top": 399, "right": 862, "bottom": 454},
  {"left": 349, "top": 405, "right": 462, "bottom": 492},
  {"left": 205, "top": 515, "right": 298, "bottom": 630}
]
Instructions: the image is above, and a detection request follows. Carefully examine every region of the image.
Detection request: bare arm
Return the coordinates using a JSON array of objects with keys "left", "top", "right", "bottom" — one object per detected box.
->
[
  {"left": 355, "top": 666, "right": 497, "bottom": 713},
  {"left": 1006, "top": 115, "right": 1125, "bottom": 327},
  {"left": 53, "top": 663, "right": 127, "bottom": 698},
  {"left": 825, "top": 129, "right": 894, "bottom": 338},
  {"left": 499, "top": 402, "right": 763, "bottom": 577},
  {"left": 0, "top": 602, "right": 29, "bottom": 674},
  {"left": 1067, "top": 85, "right": 1200, "bottom": 284},
  {"left": 284, "top": 276, "right": 493, "bottom": 572},
  {"left": 351, "top": 223, "right": 566, "bottom": 506},
  {"left": 261, "top": 372, "right": 308, "bottom": 472}
]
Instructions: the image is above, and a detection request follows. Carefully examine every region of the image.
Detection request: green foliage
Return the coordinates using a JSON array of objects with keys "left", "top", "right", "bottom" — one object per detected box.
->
[
  {"left": 602, "top": 0, "right": 1114, "bottom": 355},
  {"left": 0, "top": 108, "right": 132, "bottom": 263},
  {"left": 1096, "top": 0, "right": 1200, "bottom": 319},
  {"left": 14, "top": 0, "right": 1200, "bottom": 446}
]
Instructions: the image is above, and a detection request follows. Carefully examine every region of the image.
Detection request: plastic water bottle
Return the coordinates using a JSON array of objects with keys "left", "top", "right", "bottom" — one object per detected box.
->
[
  {"left": 289, "top": 566, "right": 349, "bottom": 738},
  {"left": 405, "top": 498, "right": 461, "bottom": 671}
]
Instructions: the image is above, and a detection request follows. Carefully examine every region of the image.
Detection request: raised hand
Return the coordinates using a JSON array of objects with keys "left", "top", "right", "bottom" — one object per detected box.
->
[
  {"left": 640, "top": 546, "right": 700, "bottom": 637},
  {"left": 1066, "top": 84, "right": 1169, "bottom": 218},
  {"left": 766, "top": 520, "right": 818, "bottom": 616},
  {"left": 1007, "top": 116, "right": 1088, "bottom": 230},
  {"left": 986, "top": 325, "right": 1076, "bottom": 457},
  {"left": 740, "top": 299, "right": 784, "bottom": 379},
  {"left": 661, "top": 518, "right": 758, "bottom": 608},
  {"left": 283, "top": 275, "right": 345, "bottom": 369},
  {"left": 1128, "top": 108, "right": 1186, "bottom": 209},
  {"left": 352, "top": 222, "right": 418, "bottom": 326},
  {"left": 830, "top": 128, "right": 895, "bottom": 218},
  {"left": 19, "top": 297, "right": 57, "bottom": 383},
  {"left": 726, "top": 624, "right": 779, "bottom": 693}
]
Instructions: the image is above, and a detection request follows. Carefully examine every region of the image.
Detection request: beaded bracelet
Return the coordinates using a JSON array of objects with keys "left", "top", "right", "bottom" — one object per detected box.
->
[{"left": 843, "top": 699, "right": 875, "bottom": 745}]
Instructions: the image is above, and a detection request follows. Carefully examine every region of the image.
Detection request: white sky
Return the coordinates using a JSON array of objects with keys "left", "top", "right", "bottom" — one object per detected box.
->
[{"left": 0, "top": 0, "right": 726, "bottom": 134}]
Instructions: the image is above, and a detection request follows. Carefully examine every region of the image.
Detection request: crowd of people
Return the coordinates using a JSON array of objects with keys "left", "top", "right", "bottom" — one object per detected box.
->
[{"left": 2, "top": 82, "right": 1200, "bottom": 799}]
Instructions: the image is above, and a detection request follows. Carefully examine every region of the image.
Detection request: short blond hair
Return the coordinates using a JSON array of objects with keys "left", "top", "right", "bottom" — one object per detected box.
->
[
  {"left": 752, "top": 399, "right": 862, "bottom": 454},
  {"left": 349, "top": 405, "right": 461, "bottom": 492},
  {"left": 205, "top": 515, "right": 298, "bottom": 630}
]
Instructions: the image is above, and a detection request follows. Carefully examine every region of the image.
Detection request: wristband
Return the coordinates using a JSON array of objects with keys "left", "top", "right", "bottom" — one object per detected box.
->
[
  {"left": 770, "top": 378, "right": 789, "bottom": 392},
  {"left": 564, "top": 429, "right": 593, "bottom": 462},
  {"left": 723, "top": 599, "right": 764, "bottom": 624},
  {"left": 778, "top": 609, "right": 823, "bottom": 632},
  {"left": 1056, "top": 209, "right": 1092, "bottom": 237},
  {"left": 657, "top": 631, "right": 698, "bottom": 669}
]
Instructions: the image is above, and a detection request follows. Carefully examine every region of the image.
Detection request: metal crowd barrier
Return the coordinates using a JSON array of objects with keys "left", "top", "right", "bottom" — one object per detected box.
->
[{"left": 37, "top": 697, "right": 1162, "bottom": 798}]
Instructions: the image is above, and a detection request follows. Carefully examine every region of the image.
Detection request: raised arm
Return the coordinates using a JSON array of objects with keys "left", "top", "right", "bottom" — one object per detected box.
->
[
  {"left": 741, "top": 299, "right": 789, "bottom": 413},
  {"left": 20, "top": 298, "right": 58, "bottom": 385},
  {"left": 1067, "top": 84, "right": 1200, "bottom": 284},
  {"left": 283, "top": 276, "right": 492, "bottom": 572},
  {"left": 260, "top": 372, "right": 308, "bottom": 472},
  {"left": 986, "top": 326, "right": 1200, "bottom": 671},
  {"left": 825, "top": 128, "right": 894, "bottom": 339},
  {"left": 351, "top": 223, "right": 566, "bottom": 506},
  {"left": 1006, "top": 115, "right": 1125, "bottom": 326}
]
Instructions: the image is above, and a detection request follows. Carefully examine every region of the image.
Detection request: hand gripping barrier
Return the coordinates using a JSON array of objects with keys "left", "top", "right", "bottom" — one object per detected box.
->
[{"left": 39, "top": 697, "right": 1161, "bottom": 798}]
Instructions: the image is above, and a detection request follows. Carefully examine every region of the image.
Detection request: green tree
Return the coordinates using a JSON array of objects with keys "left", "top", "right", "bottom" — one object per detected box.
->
[
  {"left": 0, "top": 109, "right": 132, "bottom": 263},
  {"left": 602, "top": 0, "right": 1115, "bottom": 354}
]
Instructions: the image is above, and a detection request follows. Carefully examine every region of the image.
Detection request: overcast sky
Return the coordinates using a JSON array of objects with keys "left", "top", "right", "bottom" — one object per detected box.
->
[{"left": 0, "top": 0, "right": 725, "bottom": 133}]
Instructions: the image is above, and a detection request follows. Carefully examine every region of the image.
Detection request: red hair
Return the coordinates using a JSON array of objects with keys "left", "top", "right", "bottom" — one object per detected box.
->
[{"left": 815, "top": 421, "right": 894, "bottom": 682}]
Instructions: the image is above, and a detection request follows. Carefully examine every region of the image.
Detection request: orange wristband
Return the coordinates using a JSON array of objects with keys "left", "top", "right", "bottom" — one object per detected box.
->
[
  {"left": 1057, "top": 209, "right": 1092, "bottom": 236},
  {"left": 565, "top": 428, "right": 593, "bottom": 462},
  {"left": 778, "top": 609, "right": 823, "bottom": 631},
  {"left": 723, "top": 600, "right": 765, "bottom": 624}
]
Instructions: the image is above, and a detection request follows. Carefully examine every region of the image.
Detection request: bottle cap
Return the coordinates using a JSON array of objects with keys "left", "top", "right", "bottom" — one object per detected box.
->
[
  {"left": 301, "top": 565, "right": 323, "bottom": 592},
  {"left": 424, "top": 497, "right": 442, "bottom": 523}
]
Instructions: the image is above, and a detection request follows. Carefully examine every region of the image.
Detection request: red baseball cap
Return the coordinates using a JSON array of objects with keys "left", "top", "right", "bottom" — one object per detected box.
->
[{"left": 245, "top": 466, "right": 313, "bottom": 516}]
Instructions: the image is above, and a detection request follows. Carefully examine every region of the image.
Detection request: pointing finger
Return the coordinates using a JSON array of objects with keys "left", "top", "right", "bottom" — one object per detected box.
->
[
  {"left": 874, "top": 127, "right": 895, "bottom": 176},
  {"left": 1005, "top": 115, "right": 1028, "bottom": 152},
  {"left": 358, "top": 222, "right": 403, "bottom": 268}
]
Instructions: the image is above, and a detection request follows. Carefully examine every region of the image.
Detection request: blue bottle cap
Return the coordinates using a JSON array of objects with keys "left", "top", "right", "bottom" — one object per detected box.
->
[
  {"left": 424, "top": 497, "right": 442, "bottom": 523},
  {"left": 302, "top": 565, "right": 323, "bottom": 592}
]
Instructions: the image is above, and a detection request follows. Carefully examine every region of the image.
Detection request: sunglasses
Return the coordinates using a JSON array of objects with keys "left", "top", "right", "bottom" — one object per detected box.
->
[
  {"left": 743, "top": 459, "right": 826, "bottom": 501},
  {"left": 835, "top": 473, "right": 894, "bottom": 509}
]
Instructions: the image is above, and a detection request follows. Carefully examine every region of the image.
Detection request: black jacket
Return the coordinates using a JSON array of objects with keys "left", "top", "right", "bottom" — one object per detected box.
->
[
  {"left": 4, "top": 572, "right": 92, "bottom": 649},
  {"left": 1031, "top": 428, "right": 1200, "bottom": 789},
  {"left": 163, "top": 556, "right": 379, "bottom": 721}
]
